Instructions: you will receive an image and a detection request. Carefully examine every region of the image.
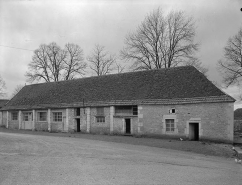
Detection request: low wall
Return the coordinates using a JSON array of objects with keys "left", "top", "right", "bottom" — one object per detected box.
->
[{"left": 35, "top": 122, "right": 48, "bottom": 131}]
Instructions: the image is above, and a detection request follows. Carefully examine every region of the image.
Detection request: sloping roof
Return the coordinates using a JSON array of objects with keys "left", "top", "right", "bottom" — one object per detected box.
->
[
  {"left": 234, "top": 108, "right": 242, "bottom": 120},
  {"left": 0, "top": 99, "right": 9, "bottom": 108},
  {"left": 2, "top": 66, "right": 235, "bottom": 110}
]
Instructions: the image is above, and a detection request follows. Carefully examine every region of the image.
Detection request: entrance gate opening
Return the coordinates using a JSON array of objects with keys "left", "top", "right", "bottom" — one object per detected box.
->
[
  {"left": 76, "top": 118, "right": 80, "bottom": 132},
  {"left": 125, "top": 118, "right": 131, "bottom": 134},
  {"left": 189, "top": 123, "right": 199, "bottom": 141}
]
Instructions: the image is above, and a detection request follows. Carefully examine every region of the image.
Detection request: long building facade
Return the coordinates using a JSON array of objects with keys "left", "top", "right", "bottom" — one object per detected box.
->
[{"left": 0, "top": 66, "right": 235, "bottom": 143}]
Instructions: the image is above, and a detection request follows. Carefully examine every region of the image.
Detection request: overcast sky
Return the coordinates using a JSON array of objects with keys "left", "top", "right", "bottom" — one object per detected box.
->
[{"left": 0, "top": 0, "right": 242, "bottom": 108}]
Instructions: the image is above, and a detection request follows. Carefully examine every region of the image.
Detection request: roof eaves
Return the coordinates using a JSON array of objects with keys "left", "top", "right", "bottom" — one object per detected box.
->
[{"left": 1, "top": 95, "right": 234, "bottom": 111}]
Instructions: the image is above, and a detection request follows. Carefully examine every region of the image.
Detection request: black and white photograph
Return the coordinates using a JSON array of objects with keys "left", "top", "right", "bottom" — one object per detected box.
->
[{"left": 0, "top": 0, "right": 242, "bottom": 184}]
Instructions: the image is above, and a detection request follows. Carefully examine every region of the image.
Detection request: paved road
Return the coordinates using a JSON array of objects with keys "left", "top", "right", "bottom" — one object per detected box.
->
[{"left": 0, "top": 132, "right": 241, "bottom": 185}]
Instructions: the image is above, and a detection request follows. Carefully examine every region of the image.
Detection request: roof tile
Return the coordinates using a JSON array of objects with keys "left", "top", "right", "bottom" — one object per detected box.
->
[{"left": 2, "top": 66, "right": 235, "bottom": 110}]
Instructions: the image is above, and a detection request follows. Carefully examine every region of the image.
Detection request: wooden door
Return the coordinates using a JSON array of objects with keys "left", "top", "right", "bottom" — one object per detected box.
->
[{"left": 22, "top": 112, "right": 32, "bottom": 130}]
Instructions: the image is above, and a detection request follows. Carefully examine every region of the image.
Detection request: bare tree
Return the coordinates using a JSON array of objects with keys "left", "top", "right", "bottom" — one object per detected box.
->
[
  {"left": 11, "top": 84, "right": 24, "bottom": 98},
  {"left": 0, "top": 75, "right": 6, "bottom": 97},
  {"left": 184, "top": 58, "right": 208, "bottom": 75},
  {"left": 87, "top": 45, "right": 116, "bottom": 76},
  {"left": 115, "top": 61, "right": 126, "bottom": 73},
  {"left": 121, "top": 8, "right": 205, "bottom": 72},
  {"left": 218, "top": 28, "right": 242, "bottom": 87},
  {"left": 26, "top": 42, "right": 86, "bottom": 83},
  {"left": 63, "top": 43, "right": 86, "bottom": 80}
]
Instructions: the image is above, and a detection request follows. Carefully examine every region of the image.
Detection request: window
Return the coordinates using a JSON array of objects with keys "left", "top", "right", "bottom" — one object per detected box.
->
[
  {"left": 166, "top": 119, "right": 175, "bottom": 132},
  {"left": 115, "top": 106, "right": 138, "bottom": 115},
  {"left": 76, "top": 108, "right": 80, "bottom": 116},
  {"left": 12, "top": 112, "right": 18, "bottom": 121},
  {"left": 23, "top": 112, "right": 32, "bottom": 121},
  {"left": 38, "top": 112, "right": 47, "bottom": 121},
  {"left": 96, "top": 107, "right": 104, "bottom": 115},
  {"left": 132, "top": 106, "right": 138, "bottom": 115},
  {"left": 96, "top": 116, "right": 105, "bottom": 123},
  {"left": 96, "top": 107, "right": 105, "bottom": 123},
  {"left": 169, "top": 109, "right": 175, "bottom": 114},
  {"left": 53, "top": 112, "right": 62, "bottom": 122}
]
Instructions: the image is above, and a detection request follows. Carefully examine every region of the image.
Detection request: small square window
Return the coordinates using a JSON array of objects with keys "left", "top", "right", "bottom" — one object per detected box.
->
[
  {"left": 96, "top": 116, "right": 105, "bottom": 123},
  {"left": 12, "top": 112, "right": 18, "bottom": 121},
  {"left": 169, "top": 109, "right": 176, "bottom": 114},
  {"left": 53, "top": 112, "right": 62, "bottom": 122}
]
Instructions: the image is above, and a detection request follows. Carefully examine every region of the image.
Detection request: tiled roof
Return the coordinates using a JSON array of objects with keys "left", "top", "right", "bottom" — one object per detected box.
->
[
  {"left": 234, "top": 108, "right": 242, "bottom": 120},
  {"left": 0, "top": 99, "right": 9, "bottom": 108},
  {"left": 1, "top": 66, "right": 235, "bottom": 110}
]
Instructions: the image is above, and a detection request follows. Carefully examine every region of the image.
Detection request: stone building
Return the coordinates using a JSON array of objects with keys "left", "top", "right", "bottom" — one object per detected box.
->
[{"left": 0, "top": 66, "right": 235, "bottom": 143}]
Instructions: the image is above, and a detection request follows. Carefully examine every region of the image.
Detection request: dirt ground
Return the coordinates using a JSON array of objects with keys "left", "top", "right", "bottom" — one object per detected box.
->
[
  {"left": 0, "top": 130, "right": 241, "bottom": 185},
  {"left": 0, "top": 127, "right": 235, "bottom": 158}
]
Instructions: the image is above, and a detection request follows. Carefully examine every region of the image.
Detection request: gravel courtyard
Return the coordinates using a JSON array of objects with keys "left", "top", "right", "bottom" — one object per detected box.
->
[
  {"left": 0, "top": 131, "right": 241, "bottom": 185},
  {"left": 0, "top": 127, "right": 236, "bottom": 158}
]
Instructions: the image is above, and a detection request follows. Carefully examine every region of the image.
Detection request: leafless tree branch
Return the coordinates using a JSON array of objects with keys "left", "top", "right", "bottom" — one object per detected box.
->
[
  {"left": 87, "top": 45, "right": 116, "bottom": 76},
  {"left": 11, "top": 84, "right": 24, "bottom": 98},
  {"left": 25, "top": 42, "right": 87, "bottom": 83},
  {"left": 115, "top": 61, "right": 126, "bottom": 73},
  {"left": 121, "top": 8, "right": 205, "bottom": 73},
  {"left": 218, "top": 28, "right": 242, "bottom": 88}
]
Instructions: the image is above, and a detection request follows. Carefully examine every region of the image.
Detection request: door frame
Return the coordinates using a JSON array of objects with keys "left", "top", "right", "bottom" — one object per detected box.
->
[
  {"left": 186, "top": 118, "right": 202, "bottom": 140},
  {"left": 76, "top": 118, "right": 80, "bottom": 132},
  {"left": 123, "top": 118, "right": 132, "bottom": 134},
  {"left": 189, "top": 122, "right": 199, "bottom": 141},
  {"left": 22, "top": 112, "right": 32, "bottom": 130}
]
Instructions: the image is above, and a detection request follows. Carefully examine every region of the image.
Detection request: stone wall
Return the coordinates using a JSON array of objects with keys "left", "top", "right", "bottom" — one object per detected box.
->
[
  {"left": 1, "top": 111, "right": 7, "bottom": 127},
  {"left": 8, "top": 120, "right": 19, "bottom": 129},
  {"left": 79, "top": 108, "right": 87, "bottom": 132},
  {"left": 2, "top": 111, "right": 21, "bottom": 129},
  {"left": 0, "top": 111, "right": 2, "bottom": 126},
  {"left": 67, "top": 108, "right": 75, "bottom": 132},
  {"left": 132, "top": 117, "right": 139, "bottom": 134},
  {"left": 113, "top": 117, "right": 138, "bottom": 135},
  {"left": 2, "top": 101, "right": 234, "bottom": 143},
  {"left": 35, "top": 110, "right": 48, "bottom": 131},
  {"left": 90, "top": 107, "right": 110, "bottom": 134},
  {"left": 113, "top": 117, "right": 123, "bottom": 134},
  {"left": 35, "top": 122, "right": 48, "bottom": 131},
  {"left": 139, "top": 102, "right": 234, "bottom": 143}
]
